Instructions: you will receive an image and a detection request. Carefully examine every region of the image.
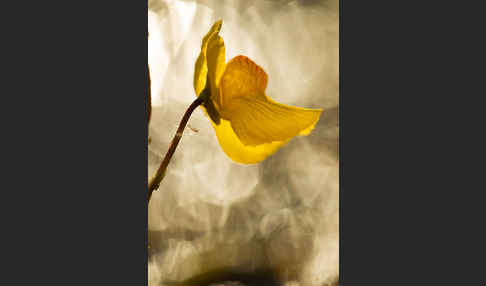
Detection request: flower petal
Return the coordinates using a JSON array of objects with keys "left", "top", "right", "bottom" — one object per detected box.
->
[
  {"left": 219, "top": 55, "right": 322, "bottom": 146},
  {"left": 218, "top": 55, "right": 268, "bottom": 113},
  {"left": 229, "top": 95, "right": 322, "bottom": 146},
  {"left": 206, "top": 112, "right": 288, "bottom": 164},
  {"left": 193, "top": 20, "right": 222, "bottom": 97},
  {"left": 206, "top": 35, "right": 226, "bottom": 107}
]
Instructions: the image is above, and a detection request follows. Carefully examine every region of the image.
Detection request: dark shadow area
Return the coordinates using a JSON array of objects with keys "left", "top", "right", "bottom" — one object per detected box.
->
[{"left": 164, "top": 268, "right": 280, "bottom": 286}]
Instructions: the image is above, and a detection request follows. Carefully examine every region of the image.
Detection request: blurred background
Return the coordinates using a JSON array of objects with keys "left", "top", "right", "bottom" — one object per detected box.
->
[{"left": 148, "top": 0, "right": 338, "bottom": 285}]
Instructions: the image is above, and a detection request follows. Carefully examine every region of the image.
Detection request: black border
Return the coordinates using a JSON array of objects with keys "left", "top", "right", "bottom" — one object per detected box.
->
[
  {"left": 6, "top": 0, "right": 475, "bottom": 284},
  {"left": 5, "top": 1, "right": 148, "bottom": 284}
]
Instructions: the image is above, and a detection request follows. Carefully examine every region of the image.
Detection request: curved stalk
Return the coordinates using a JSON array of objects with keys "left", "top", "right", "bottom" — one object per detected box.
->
[{"left": 148, "top": 96, "right": 204, "bottom": 202}]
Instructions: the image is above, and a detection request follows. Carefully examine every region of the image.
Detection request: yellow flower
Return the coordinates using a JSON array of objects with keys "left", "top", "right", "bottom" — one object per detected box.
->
[{"left": 194, "top": 20, "right": 323, "bottom": 164}]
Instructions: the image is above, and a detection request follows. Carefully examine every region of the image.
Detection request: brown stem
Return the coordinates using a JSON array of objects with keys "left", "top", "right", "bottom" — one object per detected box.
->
[{"left": 148, "top": 96, "right": 204, "bottom": 202}]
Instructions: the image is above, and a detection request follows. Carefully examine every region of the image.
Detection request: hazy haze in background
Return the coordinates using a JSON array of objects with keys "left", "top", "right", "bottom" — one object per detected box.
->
[{"left": 148, "top": 0, "right": 338, "bottom": 285}]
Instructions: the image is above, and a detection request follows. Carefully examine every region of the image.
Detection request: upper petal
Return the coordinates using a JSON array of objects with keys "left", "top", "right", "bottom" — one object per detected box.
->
[
  {"left": 206, "top": 34, "right": 226, "bottom": 107},
  {"left": 218, "top": 55, "right": 268, "bottom": 113},
  {"left": 193, "top": 20, "right": 223, "bottom": 97}
]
